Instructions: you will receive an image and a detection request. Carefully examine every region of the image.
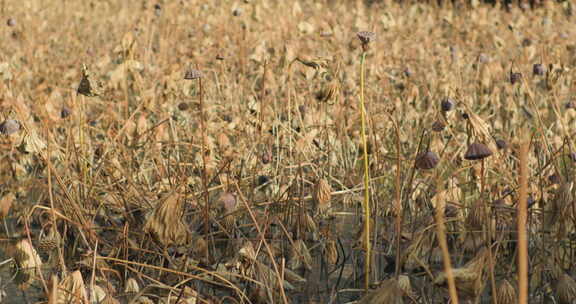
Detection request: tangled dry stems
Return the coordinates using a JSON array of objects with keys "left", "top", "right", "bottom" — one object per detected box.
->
[{"left": 0, "top": 0, "right": 575, "bottom": 303}]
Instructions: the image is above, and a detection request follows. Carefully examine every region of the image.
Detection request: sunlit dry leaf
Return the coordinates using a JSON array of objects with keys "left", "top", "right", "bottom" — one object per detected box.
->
[
  {"left": 51, "top": 271, "right": 88, "bottom": 304},
  {"left": 358, "top": 278, "right": 404, "bottom": 304},
  {"left": 144, "top": 192, "right": 190, "bottom": 246},
  {"left": 288, "top": 239, "right": 312, "bottom": 270},
  {"left": 0, "top": 193, "right": 15, "bottom": 217}
]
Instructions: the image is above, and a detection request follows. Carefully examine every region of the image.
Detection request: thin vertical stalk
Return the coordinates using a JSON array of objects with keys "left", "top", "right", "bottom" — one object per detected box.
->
[
  {"left": 79, "top": 95, "right": 88, "bottom": 202},
  {"left": 359, "top": 51, "right": 371, "bottom": 290},
  {"left": 482, "top": 160, "right": 498, "bottom": 304},
  {"left": 258, "top": 60, "right": 267, "bottom": 137},
  {"left": 394, "top": 120, "right": 402, "bottom": 278},
  {"left": 518, "top": 141, "right": 529, "bottom": 304},
  {"left": 197, "top": 76, "right": 210, "bottom": 261},
  {"left": 435, "top": 180, "right": 459, "bottom": 304}
]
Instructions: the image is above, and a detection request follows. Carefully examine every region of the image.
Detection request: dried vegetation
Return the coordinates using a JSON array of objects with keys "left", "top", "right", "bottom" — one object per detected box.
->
[{"left": 0, "top": 0, "right": 575, "bottom": 303}]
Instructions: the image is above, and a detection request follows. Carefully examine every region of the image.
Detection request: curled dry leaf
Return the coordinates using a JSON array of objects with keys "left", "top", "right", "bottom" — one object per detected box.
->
[
  {"left": 556, "top": 273, "right": 576, "bottom": 304},
  {"left": 323, "top": 239, "right": 338, "bottom": 265},
  {"left": 143, "top": 192, "right": 190, "bottom": 246},
  {"left": 313, "top": 178, "right": 332, "bottom": 216},
  {"left": 358, "top": 278, "right": 404, "bottom": 304},
  {"left": 288, "top": 239, "right": 312, "bottom": 270},
  {"left": 163, "top": 287, "right": 197, "bottom": 304},
  {"left": 91, "top": 285, "right": 107, "bottom": 304},
  {"left": 10, "top": 239, "right": 43, "bottom": 271},
  {"left": 239, "top": 241, "right": 257, "bottom": 262},
  {"left": 496, "top": 279, "right": 517, "bottom": 304},
  {"left": 397, "top": 275, "right": 414, "bottom": 298},
  {"left": 52, "top": 270, "right": 89, "bottom": 304},
  {"left": 0, "top": 192, "right": 15, "bottom": 217},
  {"left": 434, "top": 247, "right": 489, "bottom": 301},
  {"left": 124, "top": 277, "right": 140, "bottom": 294}
]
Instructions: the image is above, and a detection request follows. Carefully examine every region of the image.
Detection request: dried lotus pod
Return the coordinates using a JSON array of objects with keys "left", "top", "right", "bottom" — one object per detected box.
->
[
  {"left": 0, "top": 119, "right": 20, "bottom": 135},
  {"left": 357, "top": 31, "right": 376, "bottom": 45},
  {"left": 77, "top": 64, "right": 103, "bottom": 97},
  {"left": 464, "top": 142, "right": 492, "bottom": 160},
  {"left": 184, "top": 68, "right": 202, "bottom": 80},
  {"left": 441, "top": 98, "right": 454, "bottom": 112},
  {"left": 415, "top": 151, "right": 439, "bottom": 170}
]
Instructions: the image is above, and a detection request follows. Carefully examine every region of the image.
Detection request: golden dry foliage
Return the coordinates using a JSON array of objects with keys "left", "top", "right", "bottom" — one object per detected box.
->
[
  {"left": 357, "top": 278, "right": 405, "bottom": 304},
  {"left": 323, "top": 238, "right": 338, "bottom": 266},
  {"left": 316, "top": 75, "right": 341, "bottom": 104},
  {"left": 3, "top": 239, "right": 43, "bottom": 289},
  {"left": 124, "top": 277, "right": 140, "bottom": 294},
  {"left": 143, "top": 191, "right": 190, "bottom": 246},
  {"left": 545, "top": 182, "right": 574, "bottom": 240},
  {"left": 288, "top": 239, "right": 312, "bottom": 270},
  {"left": 98, "top": 292, "right": 120, "bottom": 304},
  {"left": 163, "top": 287, "right": 197, "bottom": 304},
  {"left": 1, "top": 0, "right": 576, "bottom": 302},
  {"left": 434, "top": 247, "right": 489, "bottom": 302},
  {"left": 237, "top": 241, "right": 305, "bottom": 302},
  {"left": 465, "top": 200, "right": 487, "bottom": 230},
  {"left": 397, "top": 275, "right": 415, "bottom": 299},
  {"left": 0, "top": 193, "right": 15, "bottom": 217},
  {"left": 49, "top": 270, "right": 89, "bottom": 304},
  {"left": 313, "top": 178, "right": 332, "bottom": 216},
  {"left": 495, "top": 279, "right": 517, "bottom": 304},
  {"left": 555, "top": 273, "right": 576, "bottom": 304}
]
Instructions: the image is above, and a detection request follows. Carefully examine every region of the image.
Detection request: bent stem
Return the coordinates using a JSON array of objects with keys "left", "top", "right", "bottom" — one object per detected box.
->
[{"left": 359, "top": 51, "right": 371, "bottom": 290}]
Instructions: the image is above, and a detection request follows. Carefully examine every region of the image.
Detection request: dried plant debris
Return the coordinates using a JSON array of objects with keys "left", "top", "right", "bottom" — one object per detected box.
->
[
  {"left": 358, "top": 278, "right": 405, "bottom": 304},
  {"left": 496, "top": 279, "right": 517, "bottom": 304},
  {"left": 184, "top": 68, "right": 203, "bottom": 80},
  {"left": 0, "top": 119, "right": 20, "bottom": 135},
  {"left": 49, "top": 271, "right": 89, "bottom": 304},
  {"left": 143, "top": 192, "right": 191, "bottom": 246},
  {"left": 415, "top": 151, "right": 439, "bottom": 170},
  {"left": 313, "top": 178, "right": 332, "bottom": 216},
  {"left": 555, "top": 273, "right": 576, "bottom": 304},
  {"left": 4, "top": 239, "right": 43, "bottom": 289},
  {"left": 434, "top": 247, "right": 489, "bottom": 302},
  {"left": 1, "top": 1, "right": 576, "bottom": 303},
  {"left": 464, "top": 142, "right": 493, "bottom": 160},
  {"left": 77, "top": 64, "right": 103, "bottom": 97}
]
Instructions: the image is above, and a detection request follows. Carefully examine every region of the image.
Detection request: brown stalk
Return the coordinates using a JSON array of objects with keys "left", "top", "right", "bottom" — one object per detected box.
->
[
  {"left": 517, "top": 140, "right": 529, "bottom": 304},
  {"left": 435, "top": 179, "right": 459, "bottom": 304},
  {"left": 258, "top": 60, "right": 268, "bottom": 136},
  {"left": 482, "top": 159, "right": 498, "bottom": 304},
  {"left": 195, "top": 72, "right": 211, "bottom": 261},
  {"left": 393, "top": 118, "right": 402, "bottom": 278}
]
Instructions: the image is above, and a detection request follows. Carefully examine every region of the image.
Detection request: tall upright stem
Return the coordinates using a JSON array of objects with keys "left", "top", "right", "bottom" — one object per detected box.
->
[
  {"left": 518, "top": 141, "right": 529, "bottom": 304},
  {"left": 394, "top": 121, "right": 402, "bottom": 278},
  {"left": 198, "top": 77, "right": 210, "bottom": 260},
  {"left": 359, "top": 51, "right": 371, "bottom": 290}
]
